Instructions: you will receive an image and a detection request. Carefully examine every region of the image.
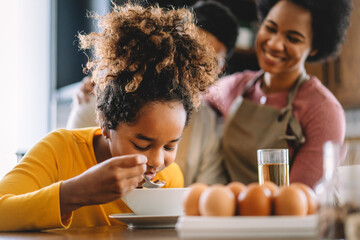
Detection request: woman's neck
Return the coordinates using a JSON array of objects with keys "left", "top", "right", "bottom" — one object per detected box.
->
[
  {"left": 262, "top": 70, "right": 304, "bottom": 93},
  {"left": 93, "top": 134, "right": 112, "bottom": 163}
]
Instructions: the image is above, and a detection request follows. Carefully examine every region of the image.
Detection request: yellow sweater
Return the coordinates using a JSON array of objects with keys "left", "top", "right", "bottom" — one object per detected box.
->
[{"left": 0, "top": 128, "right": 184, "bottom": 231}]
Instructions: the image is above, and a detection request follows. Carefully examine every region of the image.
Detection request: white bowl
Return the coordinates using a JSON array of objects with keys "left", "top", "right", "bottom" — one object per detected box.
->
[{"left": 122, "top": 188, "right": 188, "bottom": 216}]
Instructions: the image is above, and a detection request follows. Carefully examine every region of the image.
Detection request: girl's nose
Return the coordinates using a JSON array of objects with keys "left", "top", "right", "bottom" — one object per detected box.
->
[{"left": 147, "top": 149, "right": 164, "bottom": 170}]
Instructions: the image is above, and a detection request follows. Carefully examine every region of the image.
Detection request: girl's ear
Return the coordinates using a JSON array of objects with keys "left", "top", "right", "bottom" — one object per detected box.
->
[
  {"left": 102, "top": 128, "right": 110, "bottom": 140},
  {"left": 309, "top": 48, "right": 318, "bottom": 57}
]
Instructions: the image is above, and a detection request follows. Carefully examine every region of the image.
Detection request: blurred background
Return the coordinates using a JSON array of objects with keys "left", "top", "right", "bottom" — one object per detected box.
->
[{"left": 0, "top": 0, "right": 359, "bottom": 178}]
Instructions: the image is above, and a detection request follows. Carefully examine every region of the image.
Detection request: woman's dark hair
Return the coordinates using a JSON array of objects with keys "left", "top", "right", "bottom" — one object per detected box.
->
[
  {"left": 79, "top": 3, "right": 218, "bottom": 130},
  {"left": 192, "top": 0, "right": 239, "bottom": 60},
  {"left": 257, "top": 0, "right": 352, "bottom": 62}
]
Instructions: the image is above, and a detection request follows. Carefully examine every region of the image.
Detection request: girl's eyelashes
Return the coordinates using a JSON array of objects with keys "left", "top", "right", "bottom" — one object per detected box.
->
[
  {"left": 164, "top": 146, "right": 176, "bottom": 151},
  {"left": 132, "top": 142, "right": 177, "bottom": 152},
  {"left": 132, "top": 143, "right": 150, "bottom": 151}
]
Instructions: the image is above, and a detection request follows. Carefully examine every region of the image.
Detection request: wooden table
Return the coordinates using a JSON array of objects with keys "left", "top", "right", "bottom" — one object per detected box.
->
[
  {"left": 0, "top": 226, "right": 176, "bottom": 240},
  {"left": 0, "top": 226, "right": 316, "bottom": 240}
]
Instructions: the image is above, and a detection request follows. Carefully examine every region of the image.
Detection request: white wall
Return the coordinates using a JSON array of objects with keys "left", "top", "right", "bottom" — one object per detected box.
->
[
  {"left": 0, "top": 0, "right": 20, "bottom": 178},
  {"left": 16, "top": 0, "right": 51, "bottom": 151},
  {"left": 0, "top": 0, "right": 51, "bottom": 179}
]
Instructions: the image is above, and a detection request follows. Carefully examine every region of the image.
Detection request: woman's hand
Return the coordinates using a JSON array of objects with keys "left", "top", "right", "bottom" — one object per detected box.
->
[
  {"left": 60, "top": 154, "right": 147, "bottom": 216},
  {"left": 76, "top": 76, "right": 94, "bottom": 104}
]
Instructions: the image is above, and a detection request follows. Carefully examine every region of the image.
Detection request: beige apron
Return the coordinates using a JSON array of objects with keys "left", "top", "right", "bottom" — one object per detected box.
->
[{"left": 222, "top": 71, "right": 308, "bottom": 184}]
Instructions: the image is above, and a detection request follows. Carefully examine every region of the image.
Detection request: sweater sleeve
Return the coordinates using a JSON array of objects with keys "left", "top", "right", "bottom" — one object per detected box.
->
[
  {"left": 204, "top": 71, "right": 260, "bottom": 117},
  {"left": 0, "top": 131, "right": 74, "bottom": 231},
  {"left": 289, "top": 95, "right": 346, "bottom": 188},
  {"left": 0, "top": 182, "right": 72, "bottom": 231},
  {"left": 204, "top": 72, "right": 247, "bottom": 117}
]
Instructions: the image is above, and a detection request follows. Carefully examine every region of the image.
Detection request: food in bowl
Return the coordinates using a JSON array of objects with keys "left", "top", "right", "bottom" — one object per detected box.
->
[{"left": 154, "top": 179, "right": 165, "bottom": 184}]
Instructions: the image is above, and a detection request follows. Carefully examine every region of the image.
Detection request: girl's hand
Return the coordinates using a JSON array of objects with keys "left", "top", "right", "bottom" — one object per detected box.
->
[{"left": 60, "top": 154, "right": 147, "bottom": 215}]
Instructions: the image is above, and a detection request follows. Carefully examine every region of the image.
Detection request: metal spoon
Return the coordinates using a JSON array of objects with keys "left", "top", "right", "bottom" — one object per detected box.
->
[{"left": 142, "top": 174, "right": 165, "bottom": 188}]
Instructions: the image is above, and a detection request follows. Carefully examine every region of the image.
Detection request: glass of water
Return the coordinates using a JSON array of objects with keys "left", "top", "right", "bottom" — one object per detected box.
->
[{"left": 257, "top": 148, "right": 289, "bottom": 186}]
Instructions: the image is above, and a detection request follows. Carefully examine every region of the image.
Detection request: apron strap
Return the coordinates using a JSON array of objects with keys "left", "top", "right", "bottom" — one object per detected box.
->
[
  {"left": 241, "top": 71, "right": 265, "bottom": 96},
  {"left": 286, "top": 71, "right": 309, "bottom": 108},
  {"left": 279, "top": 71, "right": 309, "bottom": 145},
  {"left": 242, "top": 70, "right": 308, "bottom": 102}
]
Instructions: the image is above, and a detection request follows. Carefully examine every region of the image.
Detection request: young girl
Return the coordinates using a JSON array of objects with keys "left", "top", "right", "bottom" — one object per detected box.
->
[{"left": 0, "top": 3, "right": 217, "bottom": 231}]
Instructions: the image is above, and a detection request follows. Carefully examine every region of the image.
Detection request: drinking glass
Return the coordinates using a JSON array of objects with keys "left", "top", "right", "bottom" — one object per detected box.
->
[{"left": 257, "top": 149, "right": 289, "bottom": 186}]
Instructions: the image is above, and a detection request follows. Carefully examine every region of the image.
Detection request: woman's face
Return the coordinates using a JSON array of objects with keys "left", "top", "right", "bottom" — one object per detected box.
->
[
  {"left": 255, "top": 0, "right": 316, "bottom": 77},
  {"left": 106, "top": 101, "right": 186, "bottom": 181}
]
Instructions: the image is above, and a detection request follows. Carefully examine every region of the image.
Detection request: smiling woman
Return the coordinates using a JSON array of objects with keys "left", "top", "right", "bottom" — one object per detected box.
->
[{"left": 206, "top": 0, "right": 352, "bottom": 188}]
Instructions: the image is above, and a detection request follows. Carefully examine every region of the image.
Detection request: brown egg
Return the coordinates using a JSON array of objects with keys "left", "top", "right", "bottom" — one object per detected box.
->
[
  {"left": 182, "top": 183, "right": 208, "bottom": 216},
  {"left": 273, "top": 185, "right": 308, "bottom": 216},
  {"left": 262, "top": 181, "right": 279, "bottom": 195},
  {"left": 238, "top": 183, "right": 272, "bottom": 216},
  {"left": 261, "top": 181, "right": 279, "bottom": 215},
  {"left": 291, "top": 182, "right": 318, "bottom": 214},
  {"left": 227, "top": 182, "right": 247, "bottom": 215},
  {"left": 227, "top": 182, "right": 247, "bottom": 199},
  {"left": 199, "top": 184, "right": 236, "bottom": 216}
]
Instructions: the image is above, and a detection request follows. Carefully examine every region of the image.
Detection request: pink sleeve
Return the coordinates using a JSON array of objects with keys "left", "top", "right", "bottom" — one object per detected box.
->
[
  {"left": 204, "top": 72, "right": 246, "bottom": 116},
  {"left": 289, "top": 100, "right": 345, "bottom": 188}
]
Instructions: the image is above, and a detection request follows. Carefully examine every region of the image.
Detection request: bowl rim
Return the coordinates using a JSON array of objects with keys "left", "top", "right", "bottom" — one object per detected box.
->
[{"left": 131, "top": 187, "right": 188, "bottom": 192}]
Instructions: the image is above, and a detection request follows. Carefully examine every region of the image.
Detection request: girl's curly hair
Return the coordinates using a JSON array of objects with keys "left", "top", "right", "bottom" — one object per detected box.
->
[{"left": 78, "top": 2, "right": 218, "bottom": 130}]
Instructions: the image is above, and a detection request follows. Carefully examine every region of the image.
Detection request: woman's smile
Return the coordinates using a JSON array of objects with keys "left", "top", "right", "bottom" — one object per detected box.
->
[{"left": 262, "top": 49, "right": 286, "bottom": 65}]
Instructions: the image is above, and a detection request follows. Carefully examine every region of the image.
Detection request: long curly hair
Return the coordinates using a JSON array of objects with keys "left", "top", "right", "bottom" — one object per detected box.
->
[
  {"left": 257, "top": 0, "right": 352, "bottom": 62},
  {"left": 78, "top": 2, "right": 218, "bottom": 130}
]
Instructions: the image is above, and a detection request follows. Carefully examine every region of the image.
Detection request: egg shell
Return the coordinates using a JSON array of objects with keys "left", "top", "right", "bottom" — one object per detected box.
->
[
  {"left": 199, "top": 185, "right": 236, "bottom": 216},
  {"left": 227, "top": 182, "right": 247, "bottom": 214},
  {"left": 227, "top": 182, "right": 247, "bottom": 199},
  {"left": 261, "top": 181, "right": 279, "bottom": 195},
  {"left": 291, "top": 182, "right": 318, "bottom": 214},
  {"left": 238, "top": 183, "right": 272, "bottom": 216},
  {"left": 274, "top": 185, "right": 308, "bottom": 216},
  {"left": 182, "top": 183, "right": 208, "bottom": 216},
  {"left": 261, "top": 181, "right": 279, "bottom": 215}
]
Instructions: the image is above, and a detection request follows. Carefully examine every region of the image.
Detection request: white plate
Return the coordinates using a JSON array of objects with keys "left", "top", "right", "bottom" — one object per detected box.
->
[
  {"left": 176, "top": 214, "right": 318, "bottom": 238},
  {"left": 109, "top": 213, "right": 180, "bottom": 228}
]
